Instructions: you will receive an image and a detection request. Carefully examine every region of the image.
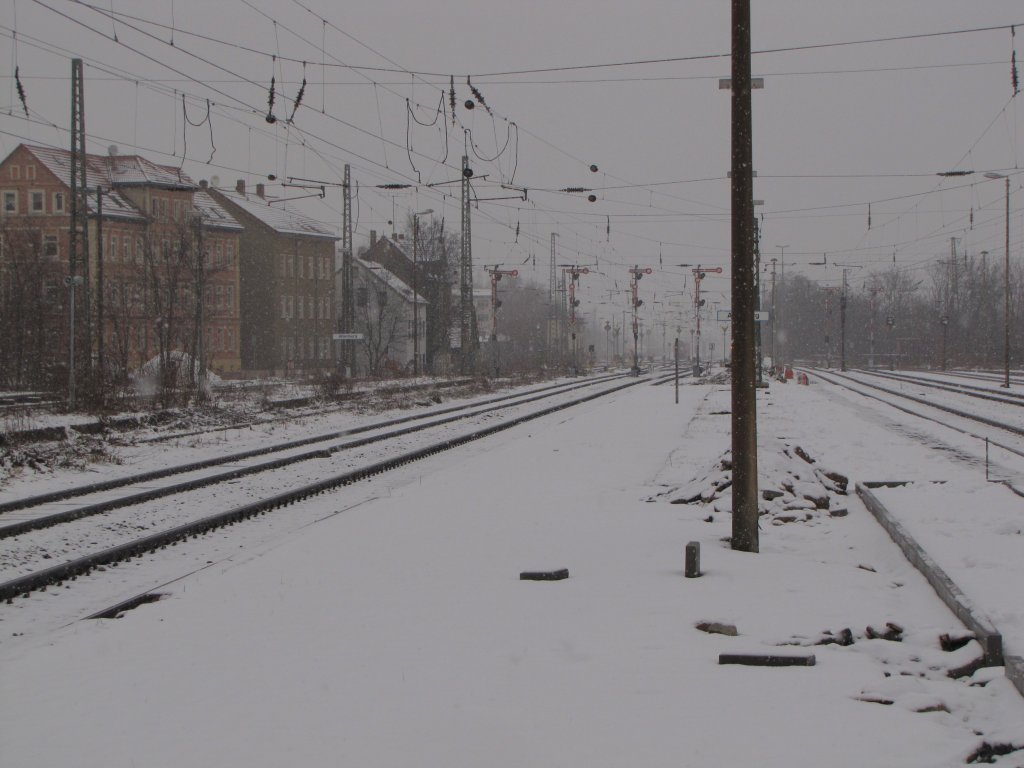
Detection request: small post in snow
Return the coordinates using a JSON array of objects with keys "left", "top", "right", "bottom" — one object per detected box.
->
[{"left": 685, "top": 541, "right": 701, "bottom": 578}]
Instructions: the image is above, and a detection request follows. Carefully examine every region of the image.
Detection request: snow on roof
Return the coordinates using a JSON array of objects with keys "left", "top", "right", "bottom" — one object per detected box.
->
[
  {"left": 192, "top": 189, "right": 242, "bottom": 232},
  {"left": 110, "top": 156, "right": 196, "bottom": 189},
  {"left": 214, "top": 189, "right": 337, "bottom": 240},
  {"left": 355, "top": 257, "right": 426, "bottom": 305},
  {"left": 22, "top": 144, "right": 144, "bottom": 221}
]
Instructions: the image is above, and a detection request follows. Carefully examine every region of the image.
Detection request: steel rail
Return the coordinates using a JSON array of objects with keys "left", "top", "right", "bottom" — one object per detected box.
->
[
  {"left": 0, "top": 373, "right": 630, "bottom": 539},
  {"left": 852, "top": 369, "right": 1024, "bottom": 406},
  {"left": 0, "top": 377, "right": 643, "bottom": 602},
  {"left": 0, "top": 373, "right": 626, "bottom": 516}
]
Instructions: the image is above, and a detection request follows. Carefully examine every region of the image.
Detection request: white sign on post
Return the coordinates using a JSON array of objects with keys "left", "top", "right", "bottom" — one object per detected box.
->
[
  {"left": 716, "top": 310, "right": 769, "bottom": 323},
  {"left": 332, "top": 333, "right": 364, "bottom": 341}
]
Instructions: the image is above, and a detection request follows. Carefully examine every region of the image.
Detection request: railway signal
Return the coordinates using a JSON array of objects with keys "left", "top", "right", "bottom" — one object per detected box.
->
[
  {"left": 691, "top": 265, "right": 723, "bottom": 375},
  {"left": 563, "top": 266, "right": 590, "bottom": 375},
  {"left": 629, "top": 266, "right": 652, "bottom": 374},
  {"left": 486, "top": 266, "right": 518, "bottom": 376}
]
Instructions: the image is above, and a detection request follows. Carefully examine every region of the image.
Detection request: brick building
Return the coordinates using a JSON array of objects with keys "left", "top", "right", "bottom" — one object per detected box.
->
[
  {"left": 0, "top": 143, "right": 242, "bottom": 393},
  {"left": 206, "top": 182, "right": 337, "bottom": 375}
]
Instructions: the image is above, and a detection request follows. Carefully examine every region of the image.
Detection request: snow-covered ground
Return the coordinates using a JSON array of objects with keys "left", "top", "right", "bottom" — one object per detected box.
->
[{"left": 1, "top": 375, "right": 1023, "bottom": 766}]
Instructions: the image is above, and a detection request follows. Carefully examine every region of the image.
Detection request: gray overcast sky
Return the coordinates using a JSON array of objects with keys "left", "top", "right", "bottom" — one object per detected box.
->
[{"left": 1, "top": 0, "right": 1022, "bottom": 328}]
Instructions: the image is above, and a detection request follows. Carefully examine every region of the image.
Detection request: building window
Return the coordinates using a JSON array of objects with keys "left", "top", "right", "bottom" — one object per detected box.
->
[
  {"left": 214, "top": 243, "right": 223, "bottom": 268},
  {"left": 25, "top": 165, "right": 35, "bottom": 180},
  {"left": 280, "top": 295, "right": 287, "bottom": 319},
  {"left": 43, "top": 234, "right": 59, "bottom": 258},
  {"left": 8, "top": 166, "right": 19, "bottom": 181},
  {"left": 174, "top": 201, "right": 183, "bottom": 221},
  {"left": 215, "top": 284, "right": 223, "bottom": 309},
  {"left": 53, "top": 192, "right": 65, "bottom": 213},
  {"left": 135, "top": 237, "right": 144, "bottom": 264},
  {"left": 356, "top": 286, "right": 367, "bottom": 307},
  {"left": 110, "top": 235, "right": 119, "bottom": 261},
  {"left": 226, "top": 244, "right": 235, "bottom": 267},
  {"left": 298, "top": 294, "right": 304, "bottom": 319},
  {"left": 123, "top": 237, "right": 131, "bottom": 263},
  {"left": 307, "top": 256, "right": 313, "bottom": 279},
  {"left": 3, "top": 191, "right": 16, "bottom": 213},
  {"left": 226, "top": 285, "right": 234, "bottom": 313},
  {"left": 30, "top": 191, "right": 44, "bottom": 213}
]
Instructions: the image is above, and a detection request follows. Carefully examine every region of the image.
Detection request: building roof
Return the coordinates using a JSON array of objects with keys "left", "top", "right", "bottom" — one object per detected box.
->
[
  {"left": 109, "top": 155, "right": 196, "bottom": 189},
  {"left": 355, "top": 257, "right": 426, "bottom": 305},
  {"left": 21, "top": 144, "right": 144, "bottom": 221},
  {"left": 193, "top": 189, "right": 242, "bottom": 232},
  {"left": 212, "top": 188, "right": 337, "bottom": 240}
]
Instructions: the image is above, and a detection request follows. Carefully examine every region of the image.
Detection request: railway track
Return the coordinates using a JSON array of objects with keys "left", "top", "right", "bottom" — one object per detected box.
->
[
  {"left": 848, "top": 369, "right": 1024, "bottom": 406},
  {"left": 0, "top": 372, "right": 654, "bottom": 606},
  {"left": 805, "top": 368, "right": 1024, "bottom": 489}
]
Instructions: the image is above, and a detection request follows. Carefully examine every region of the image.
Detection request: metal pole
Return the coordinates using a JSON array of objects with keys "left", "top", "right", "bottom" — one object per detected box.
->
[
  {"left": 674, "top": 337, "right": 679, "bottom": 403},
  {"left": 777, "top": 245, "right": 787, "bottom": 367},
  {"left": 412, "top": 215, "right": 419, "bottom": 376},
  {"left": 1004, "top": 177, "right": 1011, "bottom": 388},
  {"left": 96, "top": 188, "right": 104, "bottom": 395},
  {"left": 840, "top": 270, "right": 848, "bottom": 371},
  {"left": 730, "top": 0, "right": 759, "bottom": 553},
  {"left": 68, "top": 280, "right": 76, "bottom": 409}
]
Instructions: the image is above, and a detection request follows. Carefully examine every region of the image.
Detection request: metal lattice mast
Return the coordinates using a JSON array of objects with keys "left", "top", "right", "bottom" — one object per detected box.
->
[
  {"left": 340, "top": 164, "right": 354, "bottom": 373},
  {"left": 549, "top": 233, "right": 557, "bottom": 302},
  {"left": 68, "top": 58, "right": 91, "bottom": 392},
  {"left": 460, "top": 155, "right": 477, "bottom": 371},
  {"left": 547, "top": 233, "right": 558, "bottom": 364}
]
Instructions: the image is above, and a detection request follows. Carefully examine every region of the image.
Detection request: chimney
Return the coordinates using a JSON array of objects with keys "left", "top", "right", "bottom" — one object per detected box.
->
[
  {"left": 199, "top": 179, "right": 209, "bottom": 189},
  {"left": 370, "top": 230, "right": 377, "bottom": 248},
  {"left": 235, "top": 179, "right": 245, "bottom": 195},
  {"left": 256, "top": 183, "right": 265, "bottom": 199}
]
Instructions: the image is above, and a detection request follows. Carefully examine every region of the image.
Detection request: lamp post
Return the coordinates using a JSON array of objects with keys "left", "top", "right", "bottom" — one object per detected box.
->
[
  {"left": 984, "top": 173, "right": 1011, "bottom": 388},
  {"left": 411, "top": 208, "right": 433, "bottom": 376},
  {"left": 775, "top": 245, "right": 788, "bottom": 366}
]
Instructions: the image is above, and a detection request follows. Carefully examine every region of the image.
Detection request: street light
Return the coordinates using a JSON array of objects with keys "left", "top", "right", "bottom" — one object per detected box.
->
[
  {"left": 775, "top": 245, "right": 788, "bottom": 367},
  {"left": 984, "top": 173, "right": 1011, "bottom": 388},
  {"left": 411, "top": 208, "right": 433, "bottom": 376}
]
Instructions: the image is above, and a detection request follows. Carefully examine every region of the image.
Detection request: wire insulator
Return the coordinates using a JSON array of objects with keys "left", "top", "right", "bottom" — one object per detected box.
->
[
  {"left": 14, "top": 66, "right": 27, "bottom": 116},
  {"left": 449, "top": 76, "right": 457, "bottom": 125},
  {"left": 289, "top": 77, "right": 306, "bottom": 123}
]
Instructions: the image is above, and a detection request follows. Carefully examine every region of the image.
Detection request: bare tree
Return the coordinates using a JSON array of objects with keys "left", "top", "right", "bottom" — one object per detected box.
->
[
  {"left": 356, "top": 280, "right": 404, "bottom": 376},
  {"left": 0, "top": 222, "right": 63, "bottom": 389}
]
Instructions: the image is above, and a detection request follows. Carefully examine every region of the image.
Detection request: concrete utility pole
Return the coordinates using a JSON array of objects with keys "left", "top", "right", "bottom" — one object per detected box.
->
[
  {"left": 730, "top": 0, "right": 759, "bottom": 553},
  {"left": 340, "top": 164, "right": 354, "bottom": 376}
]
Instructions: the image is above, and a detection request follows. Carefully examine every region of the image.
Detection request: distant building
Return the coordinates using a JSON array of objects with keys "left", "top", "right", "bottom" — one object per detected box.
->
[
  {"left": 206, "top": 181, "right": 337, "bottom": 375},
  {"left": 361, "top": 230, "right": 453, "bottom": 374},
  {"left": 0, "top": 142, "right": 242, "bottom": 392},
  {"left": 350, "top": 256, "right": 426, "bottom": 376}
]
